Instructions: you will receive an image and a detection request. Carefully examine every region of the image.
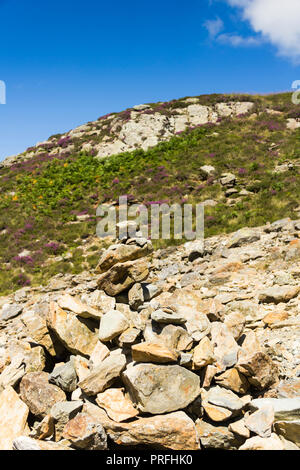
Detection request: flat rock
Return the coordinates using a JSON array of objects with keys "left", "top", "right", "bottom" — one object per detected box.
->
[
  {"left": 78, "top": 353, "right": 126, "bottom": 396},
  {"left": 0, "top": 303, "right": 23, "bottom": 321},
  {"left": 151, "top": 308, "right": 187, "bottom": 325},
  {"left": 239, "top": 433, "right": 284, "bottom": 450},
  {"left": 96, "top": 388, "right": 139, "bottom": 422},
  {"left": 57, "top": 294, "right": 102, "bottom": 320},
  {"left": 250, "top": 398, "right": 300, "bottom": 421},
  {"left": 244, "top": 404, "right": 274, "bottom": 438},
  {"left": 99, "top": 310, "right": 129, "bottom": 342},
  {"left": 131, "top": 342, "right": 178, "bottom": 363},
  {"left": 206, "top": 386, "right": 244, "bottom": 412},
  {"left": 0, "top": 386, "right": 29, "bottom": 450},
  {"left": 13, "top": 436, "right": 72, "bottom": 450},
  {"left": 259, "top": 285, "right": 300, "bottom": 304},
  {"left": 227, "top": 228, "right": 260, "bottom": 248},
  {"left": 122, "top": 363, "right": 201, "bottom": 414},
  {"left": 47, "top": 302, "right": 98, "bottom": 357}
]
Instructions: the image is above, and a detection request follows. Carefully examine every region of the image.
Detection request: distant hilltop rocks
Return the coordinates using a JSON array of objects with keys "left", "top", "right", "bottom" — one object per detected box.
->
[{"left": 1, "top": 96, "right": 256, "bottom": 168}]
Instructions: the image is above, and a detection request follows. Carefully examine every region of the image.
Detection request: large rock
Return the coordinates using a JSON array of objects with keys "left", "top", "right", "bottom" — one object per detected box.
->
[
  {"left": 244, "top": 405, "right": 274, "bottom": 438},
  {"left": 49, "top": 360, "right": 77, "bottom": 393},
  {"left": 239, "top": 434, "right": 284, "bottom": 450},
  {"left": 20, "top": 372, "right": 66, "bottom": 418},
  {"left": 0, "top": 303, "right": 23, "bottom": 321},
  {"left": 0, "top": 386, "right": 29, "bottom": 450},
  {"left": 98, "top": 310, "right": 129, "bottom": 342},
  {"left": 250, "top": 398, "right": 300, "bottom": 421},
  {"left": 47, "top": 302, "right": 98, "bottom": 357},
  {"left": 97, "top": 259, "right": 149, "bottom": 296},
  {"left": 96, "top": 388, "right": 139, "bottom": 422},
  {"left": 78, "top": 353, "right": 126, "bottom": 396},
  {"left": 159, "top": 289, "right": 211, "bottom": 342},
  {"left": 96, "top": 241, "right": 153, "bottom": 273},
  {"left": 192, "top": 337, "right": 215, "bottom": 369},
  {"left": 274, "top": 420, "right": 300, "bottom": 447},
  {"left": 63, "top": 412, "right": 107, "bottom": 450},
  {"left": 122, "top": 363, "right": 201, "bottom": 414},
  {"left": 22, "top": 305, "right": 63, "bottom": 357},
  {"left": 236, "top": 352, "right": 278, "bottom": 390},
  {"left": 227, "top": 228, "right": 260, "bottom": 248},
  {"left": 83, "top": 403, "right": 200, "bottom": 450},
  {"left": 258, "top": 285, "right": 300, "bottom": 304},
  {"left": 211, "top": 322, "right": 240, "bottom": 371},
  {"left": 131, "top": 342, "right": 178, "bottom": 363},
  {"left": 196, "top": 419, "right": 243, "bottom": 450},
  {"left": 214, "top": 368, "right": 249, "bottom": 394},
  {"left": 57, "top": 294, "right": 102, "bottom": 320},
  {"left": 205, "top": 386, "right": 244, "bottom": 413}
]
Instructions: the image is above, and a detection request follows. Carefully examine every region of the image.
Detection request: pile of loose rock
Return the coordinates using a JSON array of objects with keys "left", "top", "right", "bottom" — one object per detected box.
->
[{"left": 0, "top": 220, "right": 300, "bottom": 450}]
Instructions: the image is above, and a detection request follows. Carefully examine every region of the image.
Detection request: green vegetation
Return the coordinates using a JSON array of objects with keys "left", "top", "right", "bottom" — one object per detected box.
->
[{"left": 0, "top": 92, "right": 299, "bottom": 294}]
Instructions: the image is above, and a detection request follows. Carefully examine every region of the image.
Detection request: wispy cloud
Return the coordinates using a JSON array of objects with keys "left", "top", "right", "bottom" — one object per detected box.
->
[
  {"left": 217, "top": 32, "right": 262, "bottom": 47},
  {"left": 204, "top": 17, "right": 224, "bottom": 38}
]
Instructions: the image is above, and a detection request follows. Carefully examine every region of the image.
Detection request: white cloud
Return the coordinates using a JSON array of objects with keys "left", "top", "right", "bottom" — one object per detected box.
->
[
  {"left": 204, "top": 17, "right": 224, "bottom": 38},
  {"left": 217, "top": 32, "right": 262, "bottom": 47},
  {"left": 225, "top": 0, "right": 300, "bottom": 62}
]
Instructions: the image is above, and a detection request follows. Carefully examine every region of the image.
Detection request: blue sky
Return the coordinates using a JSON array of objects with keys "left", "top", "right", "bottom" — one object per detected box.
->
[{"left": 0, "top": 0, "right": 299, "bottom": 161}]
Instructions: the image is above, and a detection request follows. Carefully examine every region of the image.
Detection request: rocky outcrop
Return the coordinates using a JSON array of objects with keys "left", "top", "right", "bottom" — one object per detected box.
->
[{"left": 0, "top": 99, "right": 255, "bottom": 168}]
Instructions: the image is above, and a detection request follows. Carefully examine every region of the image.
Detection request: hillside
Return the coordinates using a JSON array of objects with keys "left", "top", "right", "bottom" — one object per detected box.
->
[{"left": 0, "top": 92, "right": 299, "bottom": 294}]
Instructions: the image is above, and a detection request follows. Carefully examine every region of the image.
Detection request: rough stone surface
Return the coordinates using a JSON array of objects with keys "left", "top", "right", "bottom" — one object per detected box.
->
[
  {"left": 47, "top": 302, "right": 98, "bottom": 357},
  {"left": 78, "top": 353, "right": 126, "bottom": 395},
  {"left": 20, "top": 372, "right": 66, "bottom": 418},
  {"left": 0, "top": 387, "right": 29, "bottom": 450},
  {"left": 122, "top": 363, "right": 201, "bottom": 414}
]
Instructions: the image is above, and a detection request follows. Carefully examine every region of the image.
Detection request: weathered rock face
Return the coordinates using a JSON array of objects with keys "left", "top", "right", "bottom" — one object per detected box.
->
[
  {"left": 96, "top": 241, "right": 153, "bottom": 273},
  {"left": 47, "top": 302, "right": 98, "bottom": 357},
  {"left": 84, "top": 403, "right": 200, "bottom": 450},
  {"left": 63, "top": 413, "right": 107, "bottom": 450},
  {"left": 22, "top": 305, "right": 63, "bottom": 357},
  {"left": 78, "top": 353, "right": 126, "bottom": 396},
  {"left": 0, "top": 387, "right": 29, "bottom": 450},
  {"left": 96, "top": 388, "right": 138, "bottom": 422},
  {"left": 131, "top": 342, "right": 178, "bottom": 363},
  {"left": 97, "top": 259, "right": 149, "bottom": 296},
  {"left": 98, "top": 310, "right": 129, "bottom": 342},
  {"left": 19, "top": 372, "right": 66, "bottom": 418},
  {"left": 259, "top": 286, "right": 300, "bottom": 304},
  {"left": 122, "top": 363, "right": 201, "bottom": 414}
]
